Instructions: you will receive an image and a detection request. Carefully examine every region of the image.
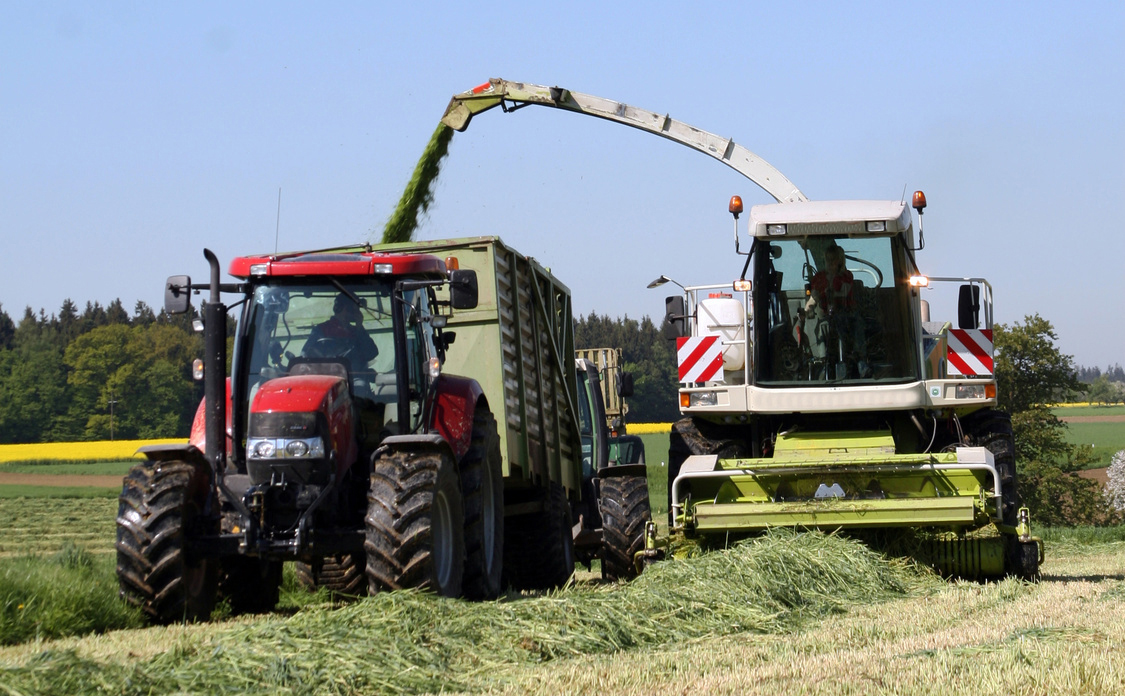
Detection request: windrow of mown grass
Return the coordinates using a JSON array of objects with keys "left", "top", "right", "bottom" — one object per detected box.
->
[{"left": 0, "top": 530, "right": 939, "bottom": 695}]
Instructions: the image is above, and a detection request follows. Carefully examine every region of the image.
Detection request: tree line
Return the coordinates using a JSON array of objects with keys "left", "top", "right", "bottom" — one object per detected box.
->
[{"left": 0, "top": 300, "right": 202, "bottom": 444}]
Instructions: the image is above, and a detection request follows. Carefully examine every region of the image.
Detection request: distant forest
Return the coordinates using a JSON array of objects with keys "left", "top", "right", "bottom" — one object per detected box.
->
[{"left": 0, "top": 300, "right": 1118, "bottom": 444}]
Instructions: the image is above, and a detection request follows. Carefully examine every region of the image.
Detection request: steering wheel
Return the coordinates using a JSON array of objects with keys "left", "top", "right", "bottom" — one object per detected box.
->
[
  {"left": 845, "top": 256, "right": 883, "bottom": 287},
  {"left": 306, "top": 337, "right": 354, "bottom": 359}
]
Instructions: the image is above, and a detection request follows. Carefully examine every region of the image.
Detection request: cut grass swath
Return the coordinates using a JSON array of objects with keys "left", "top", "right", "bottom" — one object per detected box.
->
[{"left": 0, "top": 530, "right": 939, "bottom": 695}]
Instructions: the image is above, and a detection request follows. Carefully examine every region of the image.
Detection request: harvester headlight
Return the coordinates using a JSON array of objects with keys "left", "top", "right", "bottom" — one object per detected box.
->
[
  {"left": 955, "top": 384, "right": 986, "bottom": 400},
  {"left": 766, "top": 224, "right": 787, "bottom": 236},
  {"left": 909, "top": 275, "right": 930, "bottom": 287},
  {"left": 689, "top": 391, "right": 718, "bottom": 407},
  {"left": 866, "top": 221, "right": 887, "bottom": 233}
]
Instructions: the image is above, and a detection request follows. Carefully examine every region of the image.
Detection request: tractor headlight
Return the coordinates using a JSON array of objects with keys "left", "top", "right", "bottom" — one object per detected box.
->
[{"left": 247, "top": 436, "right": 325, "bottom": 460}]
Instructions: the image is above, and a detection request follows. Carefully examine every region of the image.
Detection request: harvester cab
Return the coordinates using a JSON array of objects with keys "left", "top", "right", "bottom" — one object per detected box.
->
[
  {"left": 658, "top": 194, "right": 1041, "bottom": 580},
  {"left": 116, "top": 246, "right": 506, "bottom": 623}
]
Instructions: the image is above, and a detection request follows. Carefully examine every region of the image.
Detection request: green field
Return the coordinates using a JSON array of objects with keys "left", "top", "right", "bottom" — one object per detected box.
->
[{"left": 1055, "top": 405, "right": 1125, "bottom": 469}]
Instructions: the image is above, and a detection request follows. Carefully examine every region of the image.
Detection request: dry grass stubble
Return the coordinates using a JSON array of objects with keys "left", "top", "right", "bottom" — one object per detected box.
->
[{"left": 484, "top": 546, "right": 1125, "bottom": 696}]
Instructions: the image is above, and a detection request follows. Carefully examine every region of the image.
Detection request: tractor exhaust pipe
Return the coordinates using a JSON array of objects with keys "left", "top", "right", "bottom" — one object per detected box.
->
[{"left": 203, "top": 249, "right": 227, "bottom": 475}]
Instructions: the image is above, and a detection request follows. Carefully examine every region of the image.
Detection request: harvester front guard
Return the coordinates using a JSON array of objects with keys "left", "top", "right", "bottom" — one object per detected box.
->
[{"left": 672, "top": 431, "right": 1042, "bottom": 580}]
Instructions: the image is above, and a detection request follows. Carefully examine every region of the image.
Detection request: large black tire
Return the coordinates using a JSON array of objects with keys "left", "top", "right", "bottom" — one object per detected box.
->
[
  {"left": 963, "top": 409, "right": 1020, "bottom": 526},
  {"left": 219, "top": 556, "right": 283, "bottom": 614},
  {"left": 599, "top": 474, "right": 651, "bottom": 581},
  {"left": 668, "top": 417, "right": 748, "bottom": 519},
  {"left": 295, "top": 553, "right": 367, "bottom": 597},
  {"left": 503, "top": 482, "right": 575, "bottom": 591},
  {"left": 365, "top": 449, "right": 465, "bottom": 597},
  {"left": 461, "top": 408, "right": 505, "bottom": 600},
  {"left": 116, "top": 461, "right": 218, "bottom": 623}
]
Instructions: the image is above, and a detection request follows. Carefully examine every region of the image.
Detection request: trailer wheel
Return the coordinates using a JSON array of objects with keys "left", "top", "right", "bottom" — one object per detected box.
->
[
  {"left": 116, "top": 461, "right": 217, "bottom": 623},
  {"left": 219, "top": 557, "right": 283, "bottom": 614},
  {"left": 295, "top": 553, "right": 367, "bottom": 597},
  {"left": 503, "top": 482, "right": 574, "bottom": 590},
  {"left": 599, "top": 474, "right": 651, "bottom": 581},
  {"left": 461, "top": 408, "right": 505, "bottom": 600},
  {"left": 365, "top": 449, "right": 464, "bottom": 597}
]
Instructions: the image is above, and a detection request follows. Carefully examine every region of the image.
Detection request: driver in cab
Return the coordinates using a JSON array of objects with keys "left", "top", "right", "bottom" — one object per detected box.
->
[
  {"left": 306, "top": 293, "right": 378, "bottom": 370},
  {"left": 803, "top": 243, "right": 869, "bottom": 378}
]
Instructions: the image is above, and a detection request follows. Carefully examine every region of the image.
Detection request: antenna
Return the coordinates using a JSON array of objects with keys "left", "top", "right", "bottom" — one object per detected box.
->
[{"left": 274, "top": 187, "right": 282, "bottom": 254}]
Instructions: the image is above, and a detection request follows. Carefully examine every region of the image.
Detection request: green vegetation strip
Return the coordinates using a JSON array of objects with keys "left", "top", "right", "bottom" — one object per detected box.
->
[
  {"left": 0, "top": 530, "right": 939, "bottom": 695},
  {"left": 379, "top": 123, "right": 455, "bottom": 244}
]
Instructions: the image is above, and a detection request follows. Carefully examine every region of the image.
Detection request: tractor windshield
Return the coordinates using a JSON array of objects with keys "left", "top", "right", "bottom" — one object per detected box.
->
[
  {"left": 232, "top": 281, "right": 433, "bottom": 447},
  {"left": 753, "top": 234, "right": 919, "bottom": 385}
]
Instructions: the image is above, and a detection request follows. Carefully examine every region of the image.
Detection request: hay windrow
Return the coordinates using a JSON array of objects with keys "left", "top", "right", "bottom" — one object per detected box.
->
[
  {"left": 377, "top": 123, "right": 455, "bottom": 245},
  {"left": 0, "top": 530, "right": 937, "bottom": 695}
]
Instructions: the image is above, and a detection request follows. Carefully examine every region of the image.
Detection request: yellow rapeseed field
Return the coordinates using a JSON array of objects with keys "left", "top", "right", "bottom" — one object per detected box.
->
[
  {"left": 0, "top": 439, "right": 184, "bottom": 463},
  {"left": 627, "top": 422, "right": 672, "bottom": 434}
]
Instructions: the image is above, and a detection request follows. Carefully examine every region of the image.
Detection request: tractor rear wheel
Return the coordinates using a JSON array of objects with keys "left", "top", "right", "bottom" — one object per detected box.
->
[
  {"left": 116, "top": 461, "right": 217, "bottom": 623},
  {"left": 461, "top": 408, "right": 505, "bottom": 600},
  {"left": 295, "top": 553, "right": 367, "bottom": 597},
  {"left": 599, "top": 474, "right": 651, "bottom": 581},
  {"left": 365, "top": 449, "right": 464, "bottom": 597},
  {"left": 219, "top": 556, "right": 283, "bottom": 614},
  {"left": 503, "top": 482, "right": 575, "bottom": 591}
]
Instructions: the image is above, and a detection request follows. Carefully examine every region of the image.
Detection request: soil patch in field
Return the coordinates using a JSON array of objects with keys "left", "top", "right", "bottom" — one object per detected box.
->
[
  {"left": 1060, "top": 414, "right": 1125, "bottom": 423},
  {"left": 1078, "top": 467, "right": 1109, "bottom": 486},
  {"left": 0, "top": 473, "right": 123, "bottom": 488}
]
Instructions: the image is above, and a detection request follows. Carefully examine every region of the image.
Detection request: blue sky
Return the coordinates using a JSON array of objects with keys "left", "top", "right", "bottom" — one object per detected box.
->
[{"left": 2, "top": 2, "right": 1122, "bottom": 369}]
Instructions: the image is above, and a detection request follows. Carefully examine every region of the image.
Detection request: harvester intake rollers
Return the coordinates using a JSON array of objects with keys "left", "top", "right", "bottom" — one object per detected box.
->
[
  {"left": 460, "top": 408, "right": 505, "bottom": 600},
  {"left": 503, "top": 482, "right": 575, "bottom": 590},
  {"left": 365, "top": 449, "right": 465, "bottom": 597},
  {"left": 598, "top": 474, "right": 652, "bottom": 581},
  {"left": 115, "top": 461, "right": 218, "bottom": 623},
  {"left": 294, "top": 553, "right": 368, "bottom": 597},
  {"left": 219, "top": 556, "right": 283, "bottom": 614}
]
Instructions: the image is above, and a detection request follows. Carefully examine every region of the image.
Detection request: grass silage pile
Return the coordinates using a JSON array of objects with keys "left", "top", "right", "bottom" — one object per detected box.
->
[{"left": 0, "top": 531, "right": 938, "bottom": 695}]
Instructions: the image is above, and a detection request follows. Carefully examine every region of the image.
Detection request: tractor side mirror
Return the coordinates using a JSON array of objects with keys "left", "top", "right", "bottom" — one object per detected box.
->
[
  {"left": 449, "top": 269, "right": 478, "bottom": 310},
  {"left": 617, "top": 371, "right": 635, "bottom": 398},
  {"left": 958, "top": 284, "right": 980, "bottom": 329},
  {"left": 164, "top": 275, "right": 192, "bottom": 315},
  {"left": 663, "top": 296, "right": 687, "bottom": 339}
]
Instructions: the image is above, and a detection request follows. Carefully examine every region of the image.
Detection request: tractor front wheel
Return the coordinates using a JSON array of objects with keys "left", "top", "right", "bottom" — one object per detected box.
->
[
  {"left": 365, "top": 449, "right": 465, "bottom": 597},
  {"left": 116, "top": 461, "right": 217, "bottom": 623}
]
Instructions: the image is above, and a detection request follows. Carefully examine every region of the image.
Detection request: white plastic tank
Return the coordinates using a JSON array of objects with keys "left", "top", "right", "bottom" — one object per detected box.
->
[{"left": 697, "top": 294, "right": 746, "bottom": 372}]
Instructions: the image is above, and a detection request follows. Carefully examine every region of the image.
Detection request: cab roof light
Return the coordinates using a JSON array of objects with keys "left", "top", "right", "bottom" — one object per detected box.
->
[
  {"left": 909, "top": 275, "right": 930, "bottom": 287},
  {"left": 766, "top": 224, "right": 787, "bottom": 236},
  {"left": 866, "top": 220, "right": 887, "bottom": 233},
  {"left": 728, "top": 195, "right": 744, "bottom": 218},
  {"left": 249, "top": 263, "right": 269, "bottom": 276},
  {"left": 445, "top": 256, "right": 460, "bottom": 270},
  {"left": 373, "top": 263, "right": 393, "bottom": 274},
  {"left": 912, "top": 190, "right": 927, "bottom": 214}
]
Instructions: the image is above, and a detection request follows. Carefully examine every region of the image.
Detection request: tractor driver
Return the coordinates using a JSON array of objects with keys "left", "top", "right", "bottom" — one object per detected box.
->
[
  {"left": 306, "top": 293, "right": 379, "bottom": 371},
  {"left": 804, "top": 243, "right": 868, "bottom": 378}
]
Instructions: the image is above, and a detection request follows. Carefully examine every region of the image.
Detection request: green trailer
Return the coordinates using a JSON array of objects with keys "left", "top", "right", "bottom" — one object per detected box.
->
[{"left": 374, "top": 236, "right": 653, "bottom": 582}]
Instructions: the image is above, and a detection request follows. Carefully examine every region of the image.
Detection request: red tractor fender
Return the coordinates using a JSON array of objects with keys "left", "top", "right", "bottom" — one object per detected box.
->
[
  {"left": 189, "top": 377, "right": 233, "bottom": 455},
  {"left": 429, "top": 375, "right": 486, "bottom": 461}
]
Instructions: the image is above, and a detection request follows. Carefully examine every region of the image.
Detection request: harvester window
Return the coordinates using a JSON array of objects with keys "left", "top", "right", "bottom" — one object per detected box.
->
[{"left": 755, "top": 235, "right": 918, "bottom": 385}]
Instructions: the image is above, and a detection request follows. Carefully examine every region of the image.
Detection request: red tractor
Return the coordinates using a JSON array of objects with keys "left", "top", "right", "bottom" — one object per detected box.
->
[{"left": 116, "top": 246, "right": 504, "bottom": 622}]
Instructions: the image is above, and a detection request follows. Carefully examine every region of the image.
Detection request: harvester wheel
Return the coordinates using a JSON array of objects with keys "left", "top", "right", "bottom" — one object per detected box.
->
[
  {"left": 461, "top": 407, "right": 505, "bottom": 600},
  {"left": 1007, "top": 537, "right": 1041, "bottom": 581},
  {"left": 295, "top": 553, "right": 367, "bottom": 597},
  {"left": 599, "top": 474, "right": 652, "bottom": 581},
  {"left": 365, "top": 449, "right": 464, "bottom": 597},
  {"left": 503, "top": 482, "right": 575, "bottom": 590},
  {"left": 668, "top": 417, "right": 748, "bottom": 518},
  {"left": 963, "top": 409, "right": 1020, "bottom": 525},
  {"left": 219, "top": 556, "right": 283, "bottom": 614},
  {"left": 115, "top": 461, "right": 218, "bottom": 623}
]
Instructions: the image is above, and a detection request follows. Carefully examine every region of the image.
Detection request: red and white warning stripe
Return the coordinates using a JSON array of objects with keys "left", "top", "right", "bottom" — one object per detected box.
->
[
  {"left": 947, "top": 329, "right": 994, "bottom": 376},
  {"left": 677, "top": 336, "right": 724, "bottom": 383}
]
